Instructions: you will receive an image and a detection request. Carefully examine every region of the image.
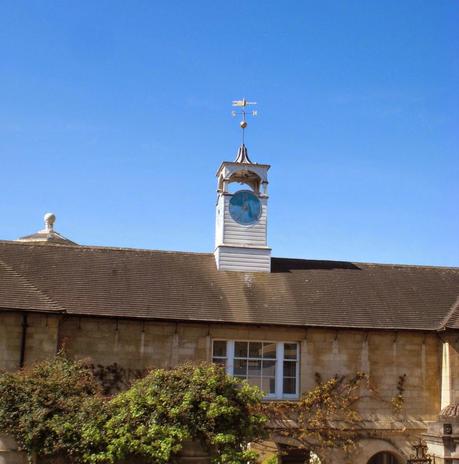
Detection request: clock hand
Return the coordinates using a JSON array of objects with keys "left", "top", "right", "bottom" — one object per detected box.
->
[
  {"left": 244, "top": 202, "right": 251, "bottom": 220},
  {"left": 247, "top": 201, "right": 253, "bottom": 218}
]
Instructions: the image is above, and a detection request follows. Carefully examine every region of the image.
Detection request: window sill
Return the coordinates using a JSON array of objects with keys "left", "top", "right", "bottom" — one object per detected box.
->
[{"left": 262, "top": 396, "right": 299, "bottom": 402}]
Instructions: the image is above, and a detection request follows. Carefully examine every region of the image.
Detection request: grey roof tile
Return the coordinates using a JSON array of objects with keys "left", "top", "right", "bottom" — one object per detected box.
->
[{"left": 0, "top": 240, "right": 458, "bottom": 330}]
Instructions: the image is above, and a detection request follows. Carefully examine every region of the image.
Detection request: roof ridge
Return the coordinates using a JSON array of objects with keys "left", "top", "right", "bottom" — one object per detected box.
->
[
  {"left": 0, "top": 258, "right": 65, "bottom": 312},
  {"left": 1, "top": 240, "right": 458, "bottom": 270},
  {"left": 356, "top": 262, "right": 459, "bottom": 271},
  {"left": 0, "top": 240, "right": 213, "bottom": 257}
]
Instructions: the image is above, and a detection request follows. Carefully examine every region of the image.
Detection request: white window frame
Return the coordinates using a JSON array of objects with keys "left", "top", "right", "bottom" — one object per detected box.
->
[{"left": 211, "top": 339, "right": 300, "bottom": 400}]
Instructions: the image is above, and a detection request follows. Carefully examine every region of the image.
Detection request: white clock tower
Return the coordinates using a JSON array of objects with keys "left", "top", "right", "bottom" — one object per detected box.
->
[{"left": 214, "top": 100, "right": 271, "bottom": 272}]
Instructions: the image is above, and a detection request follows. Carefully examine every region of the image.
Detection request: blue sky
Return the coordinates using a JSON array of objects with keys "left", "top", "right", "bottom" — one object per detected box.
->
[{"left": 0, "top": 1, "right": 458, "bottom": 266}]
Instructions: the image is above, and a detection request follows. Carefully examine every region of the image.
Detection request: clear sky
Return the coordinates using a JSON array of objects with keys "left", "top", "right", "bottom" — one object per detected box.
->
[{"left": 1, "top": 1, "right": 458, "bottom": 266}]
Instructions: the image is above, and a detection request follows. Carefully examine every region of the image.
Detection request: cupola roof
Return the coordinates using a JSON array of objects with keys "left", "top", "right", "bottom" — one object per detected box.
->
[
  {"left": 17, "top": 213, "right": 78, "bottom": 246},
  {"left": 440, "top": 402, "right": 459, "bottom": 417},
  {"left": 234, "top": 144, "right": 253, "bottom": 164}
]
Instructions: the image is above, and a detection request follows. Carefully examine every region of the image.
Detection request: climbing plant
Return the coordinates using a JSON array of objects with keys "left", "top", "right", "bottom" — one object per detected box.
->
[
  {"left": 259, "top": 371, "right": 407, "bottom": 463},
  {"left": 0, "top": 357, "right": 266, "bottom": 464},
  {"left": 259, "top": 372, "right": 368, "bottom": 462},
  {"left": 391, "top": 373, "right": 407, "bottom": 413}
]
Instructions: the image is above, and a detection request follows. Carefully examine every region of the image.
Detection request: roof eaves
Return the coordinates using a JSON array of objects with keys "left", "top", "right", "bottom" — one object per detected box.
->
[{"left": 41, "top": 308, "right": 443, "bottom": 331}]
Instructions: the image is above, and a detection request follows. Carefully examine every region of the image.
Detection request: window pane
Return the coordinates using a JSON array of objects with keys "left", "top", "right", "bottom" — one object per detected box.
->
[
  {"left": 283, "top": 361, "right": 296, "bottom": 377},
  {"left": 248, "top": 360, "right": 262, "bottom": 376},
  {"left": 262, "top": 377, "right": 276, "bottom": 395},
  {"left": 212, "top": 358, "right": 226, "bottom": 368},
  {"left": 235, "top": 341, "right": 248, "bottom": 358},
  {"left": 213, "top": 340, "right": 227, "bottom": 358},
  {"left": 247, "top": 376, "right": 262, "bottom": 389},
  {"left": 234, "top": 359, "right": 247, "bottom": 376},
  {"left": 284, "top": 343, "right": 298, "bottom": 360},
  {"left": 218, "top": 340, "right": 300, "bottom": 398},
  {"left": 263, "top": 342, "right": 276, "bottom": 359},
  {"left": 283, "top": 377, "right": 296, "bottom": 395},
  {"left": 249, "top": 342, "right": 263, "bottom": 358},
  {"left": 262, "top": 360, "right": 276, "bottom": 377}
]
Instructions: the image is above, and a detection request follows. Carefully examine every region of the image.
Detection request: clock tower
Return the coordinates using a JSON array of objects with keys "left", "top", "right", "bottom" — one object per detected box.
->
[{"left": 214, "top": 143, "right": 271, "bottom": 272}]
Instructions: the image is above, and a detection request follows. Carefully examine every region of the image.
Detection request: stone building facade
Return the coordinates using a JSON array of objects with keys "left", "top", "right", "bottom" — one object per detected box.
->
[{"left": 1, "top": 143, "right": 459, "bottom": 463}]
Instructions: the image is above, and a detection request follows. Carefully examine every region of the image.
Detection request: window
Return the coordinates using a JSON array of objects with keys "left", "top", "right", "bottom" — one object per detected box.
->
[{"left": 212, "top": 340, "right": 299, "bottom": 399}]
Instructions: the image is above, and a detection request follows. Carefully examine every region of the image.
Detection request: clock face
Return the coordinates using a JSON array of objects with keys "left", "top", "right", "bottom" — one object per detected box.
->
[{"left": 229, "top": 190, "right": 262, "bottom": 225}]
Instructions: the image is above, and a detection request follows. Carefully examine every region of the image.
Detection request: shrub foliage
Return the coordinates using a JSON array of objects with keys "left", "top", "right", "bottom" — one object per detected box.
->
[
  {"left": 0, "top": 356, "right": 401, "bottom": 464},
  {"left": 84, "top": 363, "right": 266, "bottom": 464},
  {"left": 0, "top": 357, "right": 266, "bottom": 464},
  {"left": 0, "top": 355, "right": 102, "bottom": 462}
]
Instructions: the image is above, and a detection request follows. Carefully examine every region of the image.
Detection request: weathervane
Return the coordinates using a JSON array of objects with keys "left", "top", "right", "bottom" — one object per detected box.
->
[{"left": 232, "top": 98, "right": 257, "bottom": 145}]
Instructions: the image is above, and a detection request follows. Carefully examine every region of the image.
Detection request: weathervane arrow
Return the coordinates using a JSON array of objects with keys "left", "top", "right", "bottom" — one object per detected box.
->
[{"left": 231, "top": 98, "right": 258, "bottom": 144}]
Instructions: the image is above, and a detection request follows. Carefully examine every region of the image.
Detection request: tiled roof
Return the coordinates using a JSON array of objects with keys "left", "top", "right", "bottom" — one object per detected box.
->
[
  {"left": 0, "top": 257, "right": 64, "bottom": 312},
  {"left": 0, "top": 240, "right": 458, "bottom": 331},
  {"left": 440, "top": 402, "right": 459, "bottom": 417},
  {"left": 441, "top": 298, "right": 459, "bottom": 330}
]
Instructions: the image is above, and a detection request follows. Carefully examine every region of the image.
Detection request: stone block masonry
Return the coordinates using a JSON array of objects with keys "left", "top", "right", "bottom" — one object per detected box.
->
[
  {"left": 0, "top": 311, "right": 444, "bottom": 419},
  {"left": 0, "top": 310, "right": 454, "bottom": 463}
]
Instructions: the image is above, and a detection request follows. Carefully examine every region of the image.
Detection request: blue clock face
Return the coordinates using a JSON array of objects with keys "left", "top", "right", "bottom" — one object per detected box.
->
[{"left": 229, "top": 190, "right": 262, "bottom": 225}]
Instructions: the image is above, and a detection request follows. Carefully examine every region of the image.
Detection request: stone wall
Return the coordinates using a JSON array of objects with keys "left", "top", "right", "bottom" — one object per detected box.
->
[
  {"left": 0, "top": 311, "right": 449, "bottom": 462},
  {"left": 0, "top": 434, "right": 26, "bottom": 464},
  {"left": 0, "top": 312, "right": 59, "bottom": 371},
  {"left": 445, "top": 335, "right": 459, "bottom": 405},
  {"left": 58, "top": 317, "right": 211, "bottom": 375},
  {"left": 301, "top": 328, "right": 441, "bottom": 419},
  {"left": 0, "top": 313, "right": 22, "bottom": 372},
  {"left": 0, "top": 311, "right": 443, "bottom": 419}
]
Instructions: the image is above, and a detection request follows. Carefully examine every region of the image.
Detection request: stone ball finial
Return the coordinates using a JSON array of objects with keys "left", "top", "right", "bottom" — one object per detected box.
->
[{"left": 44, "top": 212, "right": 56, "bottom": 231}]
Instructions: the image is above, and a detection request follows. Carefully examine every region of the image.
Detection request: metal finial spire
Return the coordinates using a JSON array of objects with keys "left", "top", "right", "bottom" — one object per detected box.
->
[
  {"left": 231, "top": 98, "right": 257, "bottom": 146},
  {"left": 234, "top": 144, "right": 253, "bottom": 163}
]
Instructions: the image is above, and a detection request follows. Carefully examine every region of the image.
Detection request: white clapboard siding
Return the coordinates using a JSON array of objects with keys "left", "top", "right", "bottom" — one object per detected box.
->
[
  {"left": 215, "top": 247, "right": 271, "bottom": 272},
  {"left": 222, "top": 201, "right": 268, "bottom": 247},
  {"left": 214, "top": 183, "right": 271, "bottom": 272}
]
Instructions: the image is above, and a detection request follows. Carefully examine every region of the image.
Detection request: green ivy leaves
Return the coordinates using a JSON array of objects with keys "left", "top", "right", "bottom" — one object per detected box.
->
[{"left": 0, "top": 357, "right": 266, "bottom": 464}]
